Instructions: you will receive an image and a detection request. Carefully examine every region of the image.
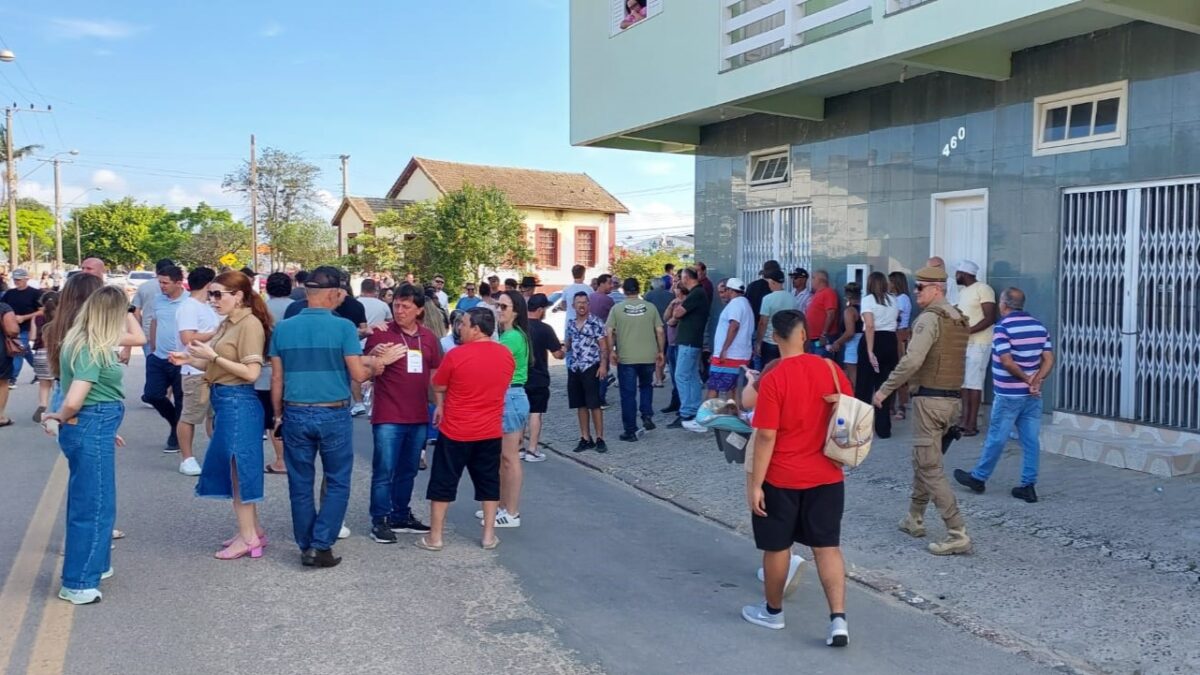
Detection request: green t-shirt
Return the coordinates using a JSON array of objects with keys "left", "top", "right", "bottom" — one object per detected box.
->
[
  {"left": 675, "top": 286, "right": 710, "bottom": 348},
  {"left": 605, "top": 298, "right": 663, "bottom": 364},
  {"left": 760, "top": 290, "right": 795, "bottom": 345},
  {"left": 499, "top": 327, "right": 530, "bottom": 386},
  {"left": 60, "top": 345, "right": 124, "bottom": 406}
]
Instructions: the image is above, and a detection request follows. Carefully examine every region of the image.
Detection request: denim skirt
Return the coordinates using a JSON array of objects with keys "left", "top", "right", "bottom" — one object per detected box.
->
[{"left": 196, "top": 384, "right": 265, "bottom": 503}]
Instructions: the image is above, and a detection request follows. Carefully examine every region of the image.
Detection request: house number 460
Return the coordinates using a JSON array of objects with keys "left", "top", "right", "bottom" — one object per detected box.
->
[{"left": 942, "top": 127, "right": 966, "bottom": 157}]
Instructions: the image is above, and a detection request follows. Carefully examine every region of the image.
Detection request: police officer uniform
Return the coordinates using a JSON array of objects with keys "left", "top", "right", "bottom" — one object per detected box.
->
[{"left": 876, "top": 265, "right": 971, "bottom": 556}]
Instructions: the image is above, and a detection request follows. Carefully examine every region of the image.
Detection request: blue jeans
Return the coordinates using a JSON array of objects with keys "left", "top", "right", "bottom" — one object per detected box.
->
[
  {"left": 675, "top": 345, "right": 703, "bottom": 418},
  {"left": 618, "top": 363, "right": 655, "bottom": 433},
  {"left": 666, "top": 345, "right": 680, "bottom": 410},
  {"left": 282, "top": 405, "right": 354, "bottom": 551},
  {"left": 196, "top": 384, "right": 265, "bottom": 502},
  {"left": 9, "top": 329, "right": 32, "bottom": 381},
  {"left": 971, "top": 395, "right": 1043, "bottom": 486},
  {"left": 370, "top": 423, "right": 427, "bottom": 525},
  {"left": 141, "top": 354, "right": 182, "bottom": 446},
  {"left": 59, "top": 401, "right": 124, "bottom": 590}
]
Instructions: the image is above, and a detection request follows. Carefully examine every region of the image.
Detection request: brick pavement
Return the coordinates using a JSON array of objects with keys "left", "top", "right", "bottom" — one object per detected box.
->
[{"left": 529, "top": 365, "right": 1200, "bottom": 674}]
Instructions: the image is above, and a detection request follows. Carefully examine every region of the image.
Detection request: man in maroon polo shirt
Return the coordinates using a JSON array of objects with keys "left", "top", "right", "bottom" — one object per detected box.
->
[{"left": 364, "top": 284, "right": 443, "bottom": 544}]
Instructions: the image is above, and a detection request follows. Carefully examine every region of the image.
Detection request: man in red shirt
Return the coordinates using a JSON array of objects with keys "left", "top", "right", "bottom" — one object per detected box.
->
[
  {"left": 804, "top": 270, "right": 839, "bottom": 358},
  {"left": 417, "top": 307, "right": 514, "bottom": 552},
  {"left": 744, "top": 309, "right": 851, "bottom": 647},
  {"left": 364, "top": 284, "right": 443, "bottom": 544}
]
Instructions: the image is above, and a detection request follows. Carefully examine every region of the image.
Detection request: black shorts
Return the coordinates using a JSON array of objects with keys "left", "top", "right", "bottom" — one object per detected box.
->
[
  {"left": 566, "top": 365, "right": 602, "bottom": 410},
  {"left": 752, "top": 481, "right": 844, "bottom": 550},
  {"left": 425, "top": 434, "right": 501, "bottom": 503},
  {"left": 0, "top": 351, "right": 11, "bottom": 381},
  {"left": 256, "top": 389, "right": 276, "bottom": 430},
  {"left": 525, "top": 385, "right": 550, "bottom": 414}
]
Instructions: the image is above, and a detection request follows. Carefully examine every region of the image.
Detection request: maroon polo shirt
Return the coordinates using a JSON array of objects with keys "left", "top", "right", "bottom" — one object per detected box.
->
[{"left": 364, "top": 322, "right": 443, "bottom": 425}]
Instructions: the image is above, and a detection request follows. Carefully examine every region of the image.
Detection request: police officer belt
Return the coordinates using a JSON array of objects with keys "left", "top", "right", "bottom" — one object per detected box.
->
[{"left": 913, "top": 387, "right": 961, "bottom": 399}]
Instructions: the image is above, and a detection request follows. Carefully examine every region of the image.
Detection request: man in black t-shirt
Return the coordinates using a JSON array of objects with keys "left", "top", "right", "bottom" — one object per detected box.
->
[
  {"left": 1, "top": 269, "right": 43, "bottom": 387},
  {"left": 522, "top": 294, "right": 563, "bottom": 462},
  {"left": 668, "top": 268, "right": 710, "bottom": 431}
]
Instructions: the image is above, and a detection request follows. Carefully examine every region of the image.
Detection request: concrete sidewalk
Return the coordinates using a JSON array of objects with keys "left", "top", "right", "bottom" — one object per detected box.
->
[{"left": 532, "top": 365, "right": 1200, "bottom": 674}]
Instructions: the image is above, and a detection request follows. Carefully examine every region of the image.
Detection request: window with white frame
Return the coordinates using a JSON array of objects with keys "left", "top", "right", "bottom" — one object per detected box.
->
[
  {"left": 1033, "top": 81, "right": 1128, "bottom": 156},
  {"left": 611, "top": 0, "right": 663, "bottom": 36},
  {"left": 748, "top": 148, "right": 790, "bottom": 187}
]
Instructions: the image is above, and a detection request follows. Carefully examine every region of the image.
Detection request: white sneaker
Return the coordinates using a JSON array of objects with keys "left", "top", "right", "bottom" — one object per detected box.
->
[
  {"left": 58, "top": 587, "right": 102, "bottom": 605},
  {"left": 350, "top": 403, "right": 367, "bottom": 417},
  {"left": 338, "top": 524, "right": 351, "bottom": 539},
  {"left": 101, "top": 567, "right": 114, "bottom": 580},
  {"left": 482, "top": 509, "right": 521, "bottom": 528},
  {"left": 827, "top": 617, "right": 849, "bottom": 647},
  {"left": 741, "top": 602, "right": 785, "bottom": 630},
  {"left": 756, "top": 554, "right": 805, "bottom": 597},
  {"left": 522, "top": 450, "right": 547, "bottom": 463},
  {"left": 178, "top": 457, "right": 201, "bottom": 476},
  {"left": 681, "top": 419, "right": 707, "bottom": 434}
]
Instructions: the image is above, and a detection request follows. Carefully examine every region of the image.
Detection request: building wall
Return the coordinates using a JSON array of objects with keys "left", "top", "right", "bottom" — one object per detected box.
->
[
  {"left": 336, "top": 209, "right": 368, "bottom": 257},
  {"left": 394, "top": 169, "right": 442, "bottom": 202},
  {"left": 694, "top": 22, "right": 1200, "bottom": 402},
  {"left": 520, "top": 207, "right": 614, "bottom": 291}
]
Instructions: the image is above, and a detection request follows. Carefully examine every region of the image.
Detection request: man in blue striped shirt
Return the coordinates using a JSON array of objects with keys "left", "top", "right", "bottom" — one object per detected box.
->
[{"left": 953, "top": 287, "right": 1055, "bottom": 503}]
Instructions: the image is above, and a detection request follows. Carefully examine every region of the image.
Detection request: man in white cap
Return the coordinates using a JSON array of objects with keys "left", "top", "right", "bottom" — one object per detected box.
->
[
  {"left": 954, "top": 260, "right": 996, "bottom": 436},
  {"left": 1, "top": 268, "right": 42, "bottom": 388},
  {"left": 706, "top": 277, "right": 754, "bottom": 401}
]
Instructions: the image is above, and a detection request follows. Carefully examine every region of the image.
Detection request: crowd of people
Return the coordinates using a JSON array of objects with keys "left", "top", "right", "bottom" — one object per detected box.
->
[{"left": 1, "top": 252, "right": 1054, "bottom": 650}]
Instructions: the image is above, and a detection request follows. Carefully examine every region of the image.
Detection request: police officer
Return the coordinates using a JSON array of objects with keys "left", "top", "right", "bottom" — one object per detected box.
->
[{"left": 873, "top": 265, "right": 971, "bottom": 556}]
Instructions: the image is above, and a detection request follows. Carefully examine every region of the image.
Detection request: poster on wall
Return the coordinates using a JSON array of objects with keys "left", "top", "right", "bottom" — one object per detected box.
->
[{"left": 611, "top": 0, "right": 663, "bottom": 36}]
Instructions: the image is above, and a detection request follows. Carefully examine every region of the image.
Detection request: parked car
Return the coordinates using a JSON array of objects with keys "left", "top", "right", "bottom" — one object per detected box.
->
[{"left": 126, "top": 270, "right": 156, "bottom": 292}]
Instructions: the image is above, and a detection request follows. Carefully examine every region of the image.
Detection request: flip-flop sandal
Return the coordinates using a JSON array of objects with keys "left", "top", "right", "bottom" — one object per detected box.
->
[
  {"left": 414, "top": 536, "right": 443, "bottom": 552},
  {"left": 482, "top": 536, "right": 500, "bottom": 550},
  {"left": 0, "top": 419, "right": 13, "bottom": 428},
  {"left": 265, "top": 465, "right": 286, "bottom": 474}
]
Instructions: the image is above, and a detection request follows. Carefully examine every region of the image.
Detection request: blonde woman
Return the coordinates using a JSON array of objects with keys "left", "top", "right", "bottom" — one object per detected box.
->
[
  {"left": 43, "top": 286, "right": 146, "bottom": 605},
  {"left": 170, "top": 271, "right": 272, "bottom": 560}
]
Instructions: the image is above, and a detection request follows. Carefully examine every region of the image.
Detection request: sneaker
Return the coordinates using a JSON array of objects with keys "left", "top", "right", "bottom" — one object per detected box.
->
[
  {"left": 741, "top": 602, "right": 785, "bottom": 630},
  {"left": 518, "top": 448, "right": 527, "bottom": 461},
  {"left": 604, "top": 374, "right": 616, "bottom": 387},
  {"left": 492, "top": 510, "right": 521, "bottom": 528},
  {"left": 178, "top": 457, "right": 201, "bottom": 476},
  {"left": 681, "top": 419, "right": 707, "bottom": 434},
  {"left": 641, "top": 415, "right": 656, "bottom": 431},
  {"left": 619, "top": 431, "right": 639, "bottom": 442},
  {"left": 667, "top": 417, "right": 685, "bottom": 429},
  {"left": 163, "top": 443, "right": 180, "bottom": 454},
  {"left": 350, "top": 403, "right": 368, "bottom": 417},
  {"left": 388, "top": 516, "right": 431, "bottom": 534},
  {"left": 1011, "top": 484, "right": 1038, "bottom": 503},
  {"left": 660, "top": 404, "right": 679, "bottom": 414},
  {"left": 58, "top": 587, "right": 102, "bottom": 605},
  {"left": 827, "top": 617, "right": 849, "bottom": 647},
  {"left": 572, "top": 437, "right": 594, "bottom": 453},
  {"left": 8, "top": 380, "right": 16, "bottom": 390},
  {"left": 600, "top": 401, "right": 610, "bottom": 410},
  {"left": 338, "top": 524, "right": 351, "bottom": 539},
  {"left": 594, "top": 438, "right": 608, "bottom": 454},
  {"left": 522, "top": 450, "right": 547, "bottom": 463},
  {"left": 370, "top": 524, "right": 397, "bottom": 544},
  {"left": 101, "top": 567, "right": 114, "bottom": 580},
  {"left": 953, "top": 469, "right": 985, "bottom": 494},
  {"left": 755, "top": 554, "right": 805, "bottom": 597}
]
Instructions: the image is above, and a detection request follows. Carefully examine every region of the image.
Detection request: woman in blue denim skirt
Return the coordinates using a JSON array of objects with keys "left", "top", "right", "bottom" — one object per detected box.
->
[
  {"left": 42, "top": 286, "right": 146, "bottom": 605},
  {"left": 170, "top": 271, "right": 271, "bottom": 560}
]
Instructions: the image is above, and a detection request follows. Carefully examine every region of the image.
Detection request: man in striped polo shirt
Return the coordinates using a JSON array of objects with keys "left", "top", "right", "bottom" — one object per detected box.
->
[{"left": 953, "top": 287, "right": 1055, "bottom": 503}]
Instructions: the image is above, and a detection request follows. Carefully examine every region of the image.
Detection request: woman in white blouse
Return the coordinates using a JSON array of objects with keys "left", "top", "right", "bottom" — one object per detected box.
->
[{"left": 856, "top": 272, "right": 901, "bottom": 438}]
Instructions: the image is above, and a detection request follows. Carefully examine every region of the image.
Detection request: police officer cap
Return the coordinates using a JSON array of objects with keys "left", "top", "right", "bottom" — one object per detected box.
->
[{"left": 915, "top": 266, "right": 947, "bottom": 283}]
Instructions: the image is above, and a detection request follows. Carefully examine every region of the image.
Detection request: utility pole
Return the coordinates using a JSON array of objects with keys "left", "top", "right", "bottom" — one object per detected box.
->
[
  {"left": 74, "top": 213, "right": 80, "bottom": 265},
  {"left": 249, "top": 134, "right": 258, "bottom": 271},
  {"left": 5, "top": 106, "right": 15, "bottom": 269},
  {"left": 53, "top": 158, "right": 63, "bottom": 273},
  {"left": 340, "top": 154, "right": 350, "bottom": 197}
]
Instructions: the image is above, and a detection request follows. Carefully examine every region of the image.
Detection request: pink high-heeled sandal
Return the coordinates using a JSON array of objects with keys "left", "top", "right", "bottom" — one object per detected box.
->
[
  {"left": 221, "top": 532, "right": 268, "bottom": 548},
  {"left": 215, "top": 536, "right": 264, "bottom": 560}
]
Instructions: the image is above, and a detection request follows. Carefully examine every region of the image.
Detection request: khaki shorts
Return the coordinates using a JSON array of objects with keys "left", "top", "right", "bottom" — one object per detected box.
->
[
  {"left": 180, "top": 374, "right": 212, "bottom": 426},
  {"left": 962, "top": 343, "right": 991, "bottom": 391}
]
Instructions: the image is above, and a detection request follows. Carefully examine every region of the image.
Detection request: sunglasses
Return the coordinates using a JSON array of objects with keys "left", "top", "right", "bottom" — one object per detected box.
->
[
  {"left": 497, "top": 303, "right": 514, "bottom": 310},
  {"left": 207, "top": 290, "right": 235, "bottom": 299}
]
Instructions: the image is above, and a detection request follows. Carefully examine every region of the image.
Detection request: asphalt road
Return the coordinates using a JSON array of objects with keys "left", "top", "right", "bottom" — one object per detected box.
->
[{"left": 0, "top": 362, "right": 1052, "bottom": 675}]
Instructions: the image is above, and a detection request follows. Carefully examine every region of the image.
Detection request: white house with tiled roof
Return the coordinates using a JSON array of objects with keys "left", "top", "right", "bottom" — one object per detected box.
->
[{"left": 333, "top": 157, "right": 628, "bottom": 291}]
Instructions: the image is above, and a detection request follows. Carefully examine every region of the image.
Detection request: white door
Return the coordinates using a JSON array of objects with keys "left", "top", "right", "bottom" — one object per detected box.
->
[{"left": 931, "top": 190, "right": 989, "bottom": 305}]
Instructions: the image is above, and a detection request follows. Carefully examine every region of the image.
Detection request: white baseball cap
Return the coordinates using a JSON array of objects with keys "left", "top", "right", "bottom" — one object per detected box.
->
[
  {"left": 956, "top": 260, "right": 980, "bottom": 276},
  {"left": 725, "top": 277, "right": 746, "bottom": 293}
]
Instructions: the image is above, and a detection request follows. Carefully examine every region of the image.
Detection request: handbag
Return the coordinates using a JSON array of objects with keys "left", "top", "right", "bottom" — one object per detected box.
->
[
  {"left": 822, "top": 359, "right": 875, "bottom": 467},
  {"left": 4, "top": 335, "right": 22, "bottom": 357}
]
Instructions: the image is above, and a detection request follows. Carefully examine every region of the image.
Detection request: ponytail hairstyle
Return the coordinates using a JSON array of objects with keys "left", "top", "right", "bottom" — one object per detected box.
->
[{"left": 213, "top": 270, "right": 273, "bottom": 348}]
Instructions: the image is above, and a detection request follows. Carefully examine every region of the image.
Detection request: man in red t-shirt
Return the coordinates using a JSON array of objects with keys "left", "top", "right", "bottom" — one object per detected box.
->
[
  {"left": 805, "top": 270, "right": 840, "bottom": 358},
  {"left": 363, "top": 284, "right": 443, "bottom": 544},
  {"left": 744, "top": 308, "right": 851, "bottom": 647},
  {"left": 418, "top": 307, "right": 514, "bottom": 552}
]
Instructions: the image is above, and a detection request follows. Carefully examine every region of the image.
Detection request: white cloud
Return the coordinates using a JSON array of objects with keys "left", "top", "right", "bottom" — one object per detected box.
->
[
  {"left": 16, "top": 179, "right": 103, "bottom": 209},
  {"left": 91, "top": 169, "right": 127, "bottom": 192},
  {"left": 637, "top": 159, "right": 678, "bottom": 177},
  {"left": 260, "top": 21, "right": 284, "bottom": 37},
  {"left": 617, "top": 199, "right": 693, "bottom": 238},
  {"left": 50, "top": 18, "right": 146, "bottom": 40},
  {"left": 159, "top": 182, "right": 226, "bottom": 209}
]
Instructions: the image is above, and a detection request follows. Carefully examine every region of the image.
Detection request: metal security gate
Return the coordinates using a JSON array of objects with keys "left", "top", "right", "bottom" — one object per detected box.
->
[
  {"left": 1058, "top": 178, "right": 1200, "bottom": 432},
  {"left": 738, "top": 205, "right": 812, "bottom": 280}
]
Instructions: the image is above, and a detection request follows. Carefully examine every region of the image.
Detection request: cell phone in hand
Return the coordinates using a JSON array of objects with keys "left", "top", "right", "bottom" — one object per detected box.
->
[{"left": 273, "top": 423, "right": 284, "bottom": 439}]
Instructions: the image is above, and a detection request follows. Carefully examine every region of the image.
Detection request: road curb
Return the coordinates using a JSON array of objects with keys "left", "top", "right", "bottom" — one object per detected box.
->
[{"left": 546, "top": 443, "right": 1106, "bottom": 675}]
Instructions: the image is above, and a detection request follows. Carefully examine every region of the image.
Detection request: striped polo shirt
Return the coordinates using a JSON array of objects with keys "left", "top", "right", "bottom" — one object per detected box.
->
[
  {"left": 991, "top": 311, "right": 1052, "bottom": 396},
  {"left": 267, "top": 308, "right": 362, "bottom": 403}
]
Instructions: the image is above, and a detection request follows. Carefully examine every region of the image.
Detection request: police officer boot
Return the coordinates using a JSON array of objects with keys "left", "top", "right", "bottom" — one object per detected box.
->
[
  {"left": 898, "top": 509, "right": 926, "bottom": 538},
  {"left": 927, "top": 527, "right": 971, "bottom": 556}
]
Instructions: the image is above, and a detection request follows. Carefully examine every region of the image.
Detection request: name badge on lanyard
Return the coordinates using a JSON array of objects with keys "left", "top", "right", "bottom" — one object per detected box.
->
[{"left": 406, "top": 347, "right": 423, "bottom": 374}]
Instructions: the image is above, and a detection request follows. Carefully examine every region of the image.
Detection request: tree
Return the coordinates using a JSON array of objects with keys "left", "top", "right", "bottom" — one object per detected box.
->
[
  {"left": 0, "top": 126, "right": 41, "bottom": 166},
  {"left": 400, "top": 185, "right": 532, "bottom": 291},
  {"left": 339, "top": 207, "right": 418, "bottom": 274},
  {"left": 172, "top": 204, "right": 249, "bottom": 269},
  {"left": 72, "top": 198, "right": 167, "bottom": 269},
  {"left": 222, "top": 147, "right": 323, "bottom": 269},
  {"left": 611, "top": 247, "right": 691, "bottom": 292},
  {"left": 269, "top": 218, "right": 337, "bottom": 270},
  {"left": 16, "top": 204, "right": 54, "bottom": 267}
]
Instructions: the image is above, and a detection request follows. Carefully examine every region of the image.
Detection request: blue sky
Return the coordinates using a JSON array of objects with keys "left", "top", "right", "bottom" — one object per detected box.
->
[{"left": 0, "top": 1, "right": 694, "bottom": 241}]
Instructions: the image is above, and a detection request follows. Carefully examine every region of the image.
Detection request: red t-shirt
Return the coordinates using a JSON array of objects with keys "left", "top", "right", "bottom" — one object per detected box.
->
[
  {"left": 364, "top": 323, "right": 443, "bottom": 425},
  {"left": 806, "top": 287, "right": 839, "bottom": 339},
  {"left": 752, "top": 354, "right": 850, "bottom": 489},
  {"left": 431, "top": 339, "right": 514, "bottom": 441}
]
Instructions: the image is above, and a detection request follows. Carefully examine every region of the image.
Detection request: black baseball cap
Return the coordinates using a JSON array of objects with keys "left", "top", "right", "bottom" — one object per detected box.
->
[
  {"left": 765, "top": 269, "right": 785, "bottom": 283},
  {"left": 789, "top": 267, "right": 809, "bottom": 278},
  {"left": 305, "top": 266, "right": 343, "bottom": 289},
  {"left": 527, "top": 293, "right": 551, "bottom": 311}
]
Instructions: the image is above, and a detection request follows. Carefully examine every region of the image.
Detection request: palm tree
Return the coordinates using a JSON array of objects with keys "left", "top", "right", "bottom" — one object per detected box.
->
[{"left": 0, "top": 125, "right": 41, "bottom": 165}]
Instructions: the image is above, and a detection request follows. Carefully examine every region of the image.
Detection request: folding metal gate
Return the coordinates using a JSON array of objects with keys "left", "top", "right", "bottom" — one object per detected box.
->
[
  {"left": 1058, "top": 179, "right": 1200, "bottom": 432},
  {"left": 738, "top": 205, "right": 812, "bottom": 280}
]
